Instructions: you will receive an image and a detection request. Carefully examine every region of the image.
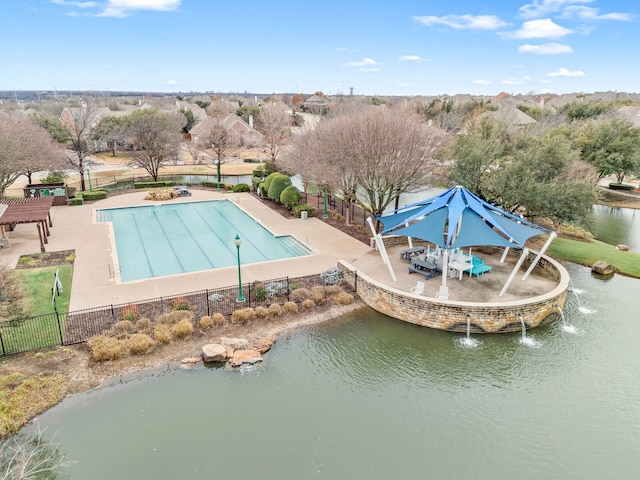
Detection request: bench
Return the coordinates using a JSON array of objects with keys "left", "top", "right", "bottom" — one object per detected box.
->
[{"left": 408, "top": 265, "right": 439, "bottom": 280}]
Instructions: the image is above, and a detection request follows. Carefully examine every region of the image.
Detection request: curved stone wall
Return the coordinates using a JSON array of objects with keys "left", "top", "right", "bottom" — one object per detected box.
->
[{"left": 339, "top": 253, "right": 569, "bottom": 333}]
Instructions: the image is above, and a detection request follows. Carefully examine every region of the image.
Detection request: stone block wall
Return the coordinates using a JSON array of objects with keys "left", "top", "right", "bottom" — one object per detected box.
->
[{"left": 339, "top": 253, "right": 569, "bottom": 333}]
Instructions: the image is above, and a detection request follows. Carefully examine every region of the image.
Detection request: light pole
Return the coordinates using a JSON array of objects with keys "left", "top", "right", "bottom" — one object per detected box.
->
[
  {"left": 322, "top": 185, "right": 328, "bottom": 219},
  {"left": 86, "top": 165, "right": 93, "bottom": 192},
  {"left": 234, "top": 234, "right": 245, "bottom": 302}
]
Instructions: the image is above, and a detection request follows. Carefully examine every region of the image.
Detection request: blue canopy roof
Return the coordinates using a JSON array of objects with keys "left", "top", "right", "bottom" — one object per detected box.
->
[{"left": 375, "top": 186, "right": 551, "bottom": 249}]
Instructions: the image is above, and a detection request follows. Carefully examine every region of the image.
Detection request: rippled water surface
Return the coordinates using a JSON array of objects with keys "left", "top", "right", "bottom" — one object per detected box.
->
[{"left": 26, "top": 263, "right": 640, "bottom": 479}]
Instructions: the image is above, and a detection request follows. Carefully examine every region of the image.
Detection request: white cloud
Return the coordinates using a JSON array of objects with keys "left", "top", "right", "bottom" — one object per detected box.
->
[
  {"left": 397, "top": 82, "right": 411, "bottom": 88},
  {"left": 547, "top": 67, "right": 585, "bottom": 77},
  {"left": 473, "top": 80, "right": 492, "bottom": 85},
  {"left": 344, "top": 58, "right": 378, "bottom": 67},
  {"left": 359, "top": 68, "right": 381, "bottom": 73},
  {"left": 562, "top": 6, "right": 633, "bottom": 21},
  {"left": 50, "top": 0, "right": 99, "bottom": 7},
  {"left": 518, "top": 42, "right": 573, "bottom": 54},
  {"left": 519, "top": 0, "right": 592, "bottom": 19},
  {"left": 502, "top": 19, "right": 573, "bottom": 39},
  {"left": 502, "top": 77, "right": 527, "bottom": 85},
  {"left": 399, "top": 55, "right": 427, "bottom": 62},
  {"left": 334, "top": 47, "right": 357, "bottom": 53},
  {"left": 166, "top": 80, "right": 178, "bottom": 85},
  {"left": 98, "top": 0, "right": 181, "bottom": 17},
  {"left": 414, "top": 14, "right": 507, "bottom": 30}
]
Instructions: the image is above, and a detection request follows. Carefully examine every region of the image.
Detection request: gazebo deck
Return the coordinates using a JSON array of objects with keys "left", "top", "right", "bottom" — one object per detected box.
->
[{"left": 348, "top": 243, "right": 559, "bottom": 304}]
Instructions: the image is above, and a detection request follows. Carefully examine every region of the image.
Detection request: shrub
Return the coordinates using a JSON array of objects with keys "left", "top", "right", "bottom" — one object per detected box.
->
[
  {"left": 262, "top": 172, "right": 280, "bottom": 194},
  {"left": 253, "top": 284, "right": 267, "bottom": 302},
  {"left": 145, "top": 188, "right": 178, "bottom": 201},
  {"left": 136, "top": 317, "right": 152, "bottom": 333},
  {"left": 252, "top": 169, "right": 265, "bottom": 178},
  {"left": 311, "top": 286, "right": 325, "bottom": 304},
  {"left": 202, "top": 181, "right": 229, "bottom": 190},
  {"left": 255, "top": 306, "right": 269, "bottom": 319},
  {"left": 171, "top": 318, "right": 194, "bottom": 339},
  {"left": 129, "top": 333, "right": 155, "bottom": 355},
  {"left": 265, "top": 280, "right": 288, "bottom": 298},
  {"left": 268, "top": 303, "right": 282, "bottom": 317},
  {"left": 324, "top": 285, "right": 344, "bottom": 297},
  {"left": 171, "top": 296, "right": 190, "bottom": 311},
  {"left": 321, "top": 267, "right": 344, "bottom": 285},
  {"left": 280, "top": 185, "right": 302, "bottom": 208},
  {"left": 283, "top": 301, "right": 298, "bottom": 314},
  {"left": 66, "top": 197, "right": 83, "bottom": 206},
  {"left": 290, "top": 288, "right": 311, "bottom": 302},
  {"left": 114, "top": 320, "right": 135, "bottom": 337},
  {"left": 232, "top": 183, "right": 250, "bottom": 192},
  {"left": 267, "top": 174, "right": 292, "bottom": 202},
  {"left": 134, "top": 181, "right": 175, "bottom": 189},
  {"left": 199, "top": 316, "right": 214, "bottom": 329},
  {"left": 121, "top": 304, "right": 140, "bottom": 322},
  {"left": 252, "top": 176, "right": 262, "bottom": 191},
  {"left": 87, "top": 334, "right": 128, "bottom": 362},
  {"left": 79, "top": 190, "right": 108, "bottom": 201},
  {"left": 302, "top": 299, "right": 315, "bottom": 310},
  {"left": 212, "top": 312, "right": 226, "bottom": 326},
  {"left": 242, "top": 307, "right": 256, "bottom": 321},
  {"left": 158, "top": 310, "right": 192, "bottom": 325},
  {"left": 609, "top": 183, "right": 635, "bottom": 191},
  {"left": 336, "top": 293, "right": 354, "bottom": 305},
  {"left": 292, "top": 204, "right": 316, "bottom": 217},
  {"left": 231, "top": 309, "right": 248, "bottom": 324},
  {"left": 154, "top": 324, "right": 171, "bottom": 343}
]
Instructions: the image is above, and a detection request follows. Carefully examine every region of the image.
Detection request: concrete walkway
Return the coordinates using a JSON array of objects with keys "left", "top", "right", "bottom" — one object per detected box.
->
[{"left": 0, "top": 190, "right": 372, "bottom": 311}]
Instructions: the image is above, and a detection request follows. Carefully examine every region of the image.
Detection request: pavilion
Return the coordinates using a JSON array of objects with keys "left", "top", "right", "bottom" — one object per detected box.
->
[{"left": 0, "top": 197, "right": 55, "bottom": 252}]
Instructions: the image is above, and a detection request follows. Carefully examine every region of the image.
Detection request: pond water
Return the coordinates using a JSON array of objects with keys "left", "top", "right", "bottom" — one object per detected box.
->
[
  {"left": 23, "top": 263, "right": 640, "bottom": 479},
  {"left": 591, "top": 205, "right": 640, "bottom": 251}
]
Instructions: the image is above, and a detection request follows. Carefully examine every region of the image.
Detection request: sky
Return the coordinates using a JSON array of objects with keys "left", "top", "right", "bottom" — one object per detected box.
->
[{"left": 1, "top": 0, "right": 638, "bottom": 96}]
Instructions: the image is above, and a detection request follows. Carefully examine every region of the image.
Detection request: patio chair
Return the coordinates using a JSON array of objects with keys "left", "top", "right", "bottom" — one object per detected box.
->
[
  {"left": 410, "top": 281, "right": 425, "bottom": 295},
  {"left": 470, "top": 255, "right": 492, "bottom": 277}
]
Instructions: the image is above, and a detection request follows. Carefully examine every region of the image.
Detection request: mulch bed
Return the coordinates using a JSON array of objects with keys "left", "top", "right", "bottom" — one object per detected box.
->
[{"left": 15, "top": 250, "right": 76, "bottom": 269}]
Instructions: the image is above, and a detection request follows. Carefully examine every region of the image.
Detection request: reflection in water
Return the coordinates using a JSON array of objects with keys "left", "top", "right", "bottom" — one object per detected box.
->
[
  {"left": 591, "top": 205, "right": 639, "bottom": 250},
  {"left": 24, "top": 263, "right": 640, "bottom": 480}
]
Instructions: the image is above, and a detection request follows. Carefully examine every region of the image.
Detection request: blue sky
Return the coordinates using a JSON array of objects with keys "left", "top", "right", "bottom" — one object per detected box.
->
[{"left": 1, "top": 0, "right": 637, "bottom": 96}]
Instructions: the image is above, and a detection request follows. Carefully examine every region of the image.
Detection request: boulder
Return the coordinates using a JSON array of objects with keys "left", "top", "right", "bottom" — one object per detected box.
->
[
  {"left": 616, "top": 244, "right": 630, "bottom": 251},
  {"left": 225, "top": 346, "right": 235, "bottom": 359},
  {"left": 202, "top": 343, "right": 227, "bottom": 363},
  {"left": 220, "top": 337, "right": 249, "bottom": 350},
  {"left": 253, "top": 337, "right": 276, "bottom": 354},
  {"left": 231, "top": 349, "right": 263, "bottom": 367},
  {"left": 591, "top": 260, "right": 615, "bottom": 276},
  {"left": 181, "top": 357, "right": 201, "bottom": 364}
]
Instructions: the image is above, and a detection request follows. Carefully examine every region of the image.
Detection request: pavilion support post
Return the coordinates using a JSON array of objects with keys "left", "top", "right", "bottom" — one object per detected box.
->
[
  {"left": 405, "top": 223, "right": 413, "bottom": 249},
  {"left": 47, "top": 212, "right": 53, "bottom": 227},
  {"left": 522, "top": 232, "right": 557, "bottom": 280},
  {"left": 436, "top": 250, "right": 449, "bottom": 300},
  {"left": 499, "top": 248, "right": 529, "bottom": 297},
  {"left": 37, "top": 223, "right": 45, "bottom": 252},
  {"left": 367, "top": 216, "right": 396, "bottom": 282},
  {"left": 43, "top": 219, "right": 50, "bottom": 237},
  {"left": 500, "top": 247, "right": 510, "bottom": 263},
  {"left": 41, "top": 222, "right": 49, "bottom": 244}
]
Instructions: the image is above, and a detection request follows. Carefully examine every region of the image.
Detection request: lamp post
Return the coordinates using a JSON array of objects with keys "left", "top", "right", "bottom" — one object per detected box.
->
[
  {"left": 234, "top": 234, "right": 245, "bottom": 302},
  {"left": 86, "top": 165, "right": 93, "bottom": 192},
  {"left": 322, "top": 185, "right": 328, "bottom": 219}
]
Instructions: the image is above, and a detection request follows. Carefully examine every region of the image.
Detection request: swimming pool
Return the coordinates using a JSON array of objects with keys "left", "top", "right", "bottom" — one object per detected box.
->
[{"left": 96, "top": 200, "right": 311, "bottom": 282}]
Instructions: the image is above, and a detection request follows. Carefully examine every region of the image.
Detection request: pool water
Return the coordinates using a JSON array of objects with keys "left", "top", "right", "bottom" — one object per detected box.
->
[{"left": 96, "top": 200, "right": 311, "bottom": 282}]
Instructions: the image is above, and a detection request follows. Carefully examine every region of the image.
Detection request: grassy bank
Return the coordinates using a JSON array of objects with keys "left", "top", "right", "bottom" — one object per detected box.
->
[
  {"left": 548, "top": 237, "right": 640, "bottom": 278},
  {"left": 15, "top": 264, "right": 73, "bottom": 317}
]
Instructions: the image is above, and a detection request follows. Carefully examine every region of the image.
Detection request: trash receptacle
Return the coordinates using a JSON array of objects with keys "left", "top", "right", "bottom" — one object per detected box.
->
[{"left": 301, "top": 211, "right": 308, "bottom": 220}]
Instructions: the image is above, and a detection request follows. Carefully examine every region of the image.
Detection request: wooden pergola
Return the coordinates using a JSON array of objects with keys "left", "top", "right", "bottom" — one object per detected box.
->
[{"left": 0, "top": 197, "right": 55, "bottom": 252}]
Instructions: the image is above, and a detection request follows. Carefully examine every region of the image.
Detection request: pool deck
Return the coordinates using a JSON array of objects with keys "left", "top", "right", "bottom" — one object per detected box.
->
[
  {"left": 1, "top": 190, "right": 559, "bottom": 312},
  {"left": 0, "top": 190, "right": 371, "bottom": 311}
]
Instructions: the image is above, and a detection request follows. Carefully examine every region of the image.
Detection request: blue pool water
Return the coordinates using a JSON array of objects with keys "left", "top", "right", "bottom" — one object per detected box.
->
[{"left": 96, "top": 200, "right": 311, "bottom": 282}]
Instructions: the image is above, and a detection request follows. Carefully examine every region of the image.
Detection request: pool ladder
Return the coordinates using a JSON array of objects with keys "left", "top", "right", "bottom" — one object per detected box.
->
[{"left": 109, "top": 264, "right": 121, "bottom": 279}]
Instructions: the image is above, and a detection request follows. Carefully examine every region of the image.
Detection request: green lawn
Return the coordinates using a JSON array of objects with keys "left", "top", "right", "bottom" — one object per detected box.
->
[
  {"left": 547, "top": 237, "right": 640, "bottom": 278},
  {"left": 0, "top": 265, "right": 74, "bottom": 354},
  {"left": 15, "top": 264, "right": 73, "bottom": 316}
]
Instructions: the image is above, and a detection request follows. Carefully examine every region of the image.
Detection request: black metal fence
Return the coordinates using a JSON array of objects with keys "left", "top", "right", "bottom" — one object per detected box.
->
[
  {"left": 0, "top": 272, "right": 356, "bottom": 357},
  {"left": 302, "top": 191, "right": 370, "bottom": 228}
]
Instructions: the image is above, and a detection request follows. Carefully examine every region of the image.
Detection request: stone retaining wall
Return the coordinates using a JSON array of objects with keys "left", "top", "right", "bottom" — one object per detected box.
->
[{"left": 339, "top": 252, "right": 569, "bottom": 333}]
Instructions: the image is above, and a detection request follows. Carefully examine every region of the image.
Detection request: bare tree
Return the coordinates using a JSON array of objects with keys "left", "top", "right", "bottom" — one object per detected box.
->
[
  {"left": 0, "top": 114, "right": 66, "bottom": 199},
  {"left": 122, "top": 109, "right": 184, "bottom": 181},
  {"left": 205, "top": 101, "right": 238, "bottom": 185},
  {"left": 0, "top": 428, "right": 76, "bottom": 479},
  {"left": 256, "top": 102, "right": 290, "bottom": 172},
  {"left": 60, "top": 103, "right": 101, "bottom": 192},
  {"left": 282, "top": 105, "right": 445, "bottom": 225}
]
